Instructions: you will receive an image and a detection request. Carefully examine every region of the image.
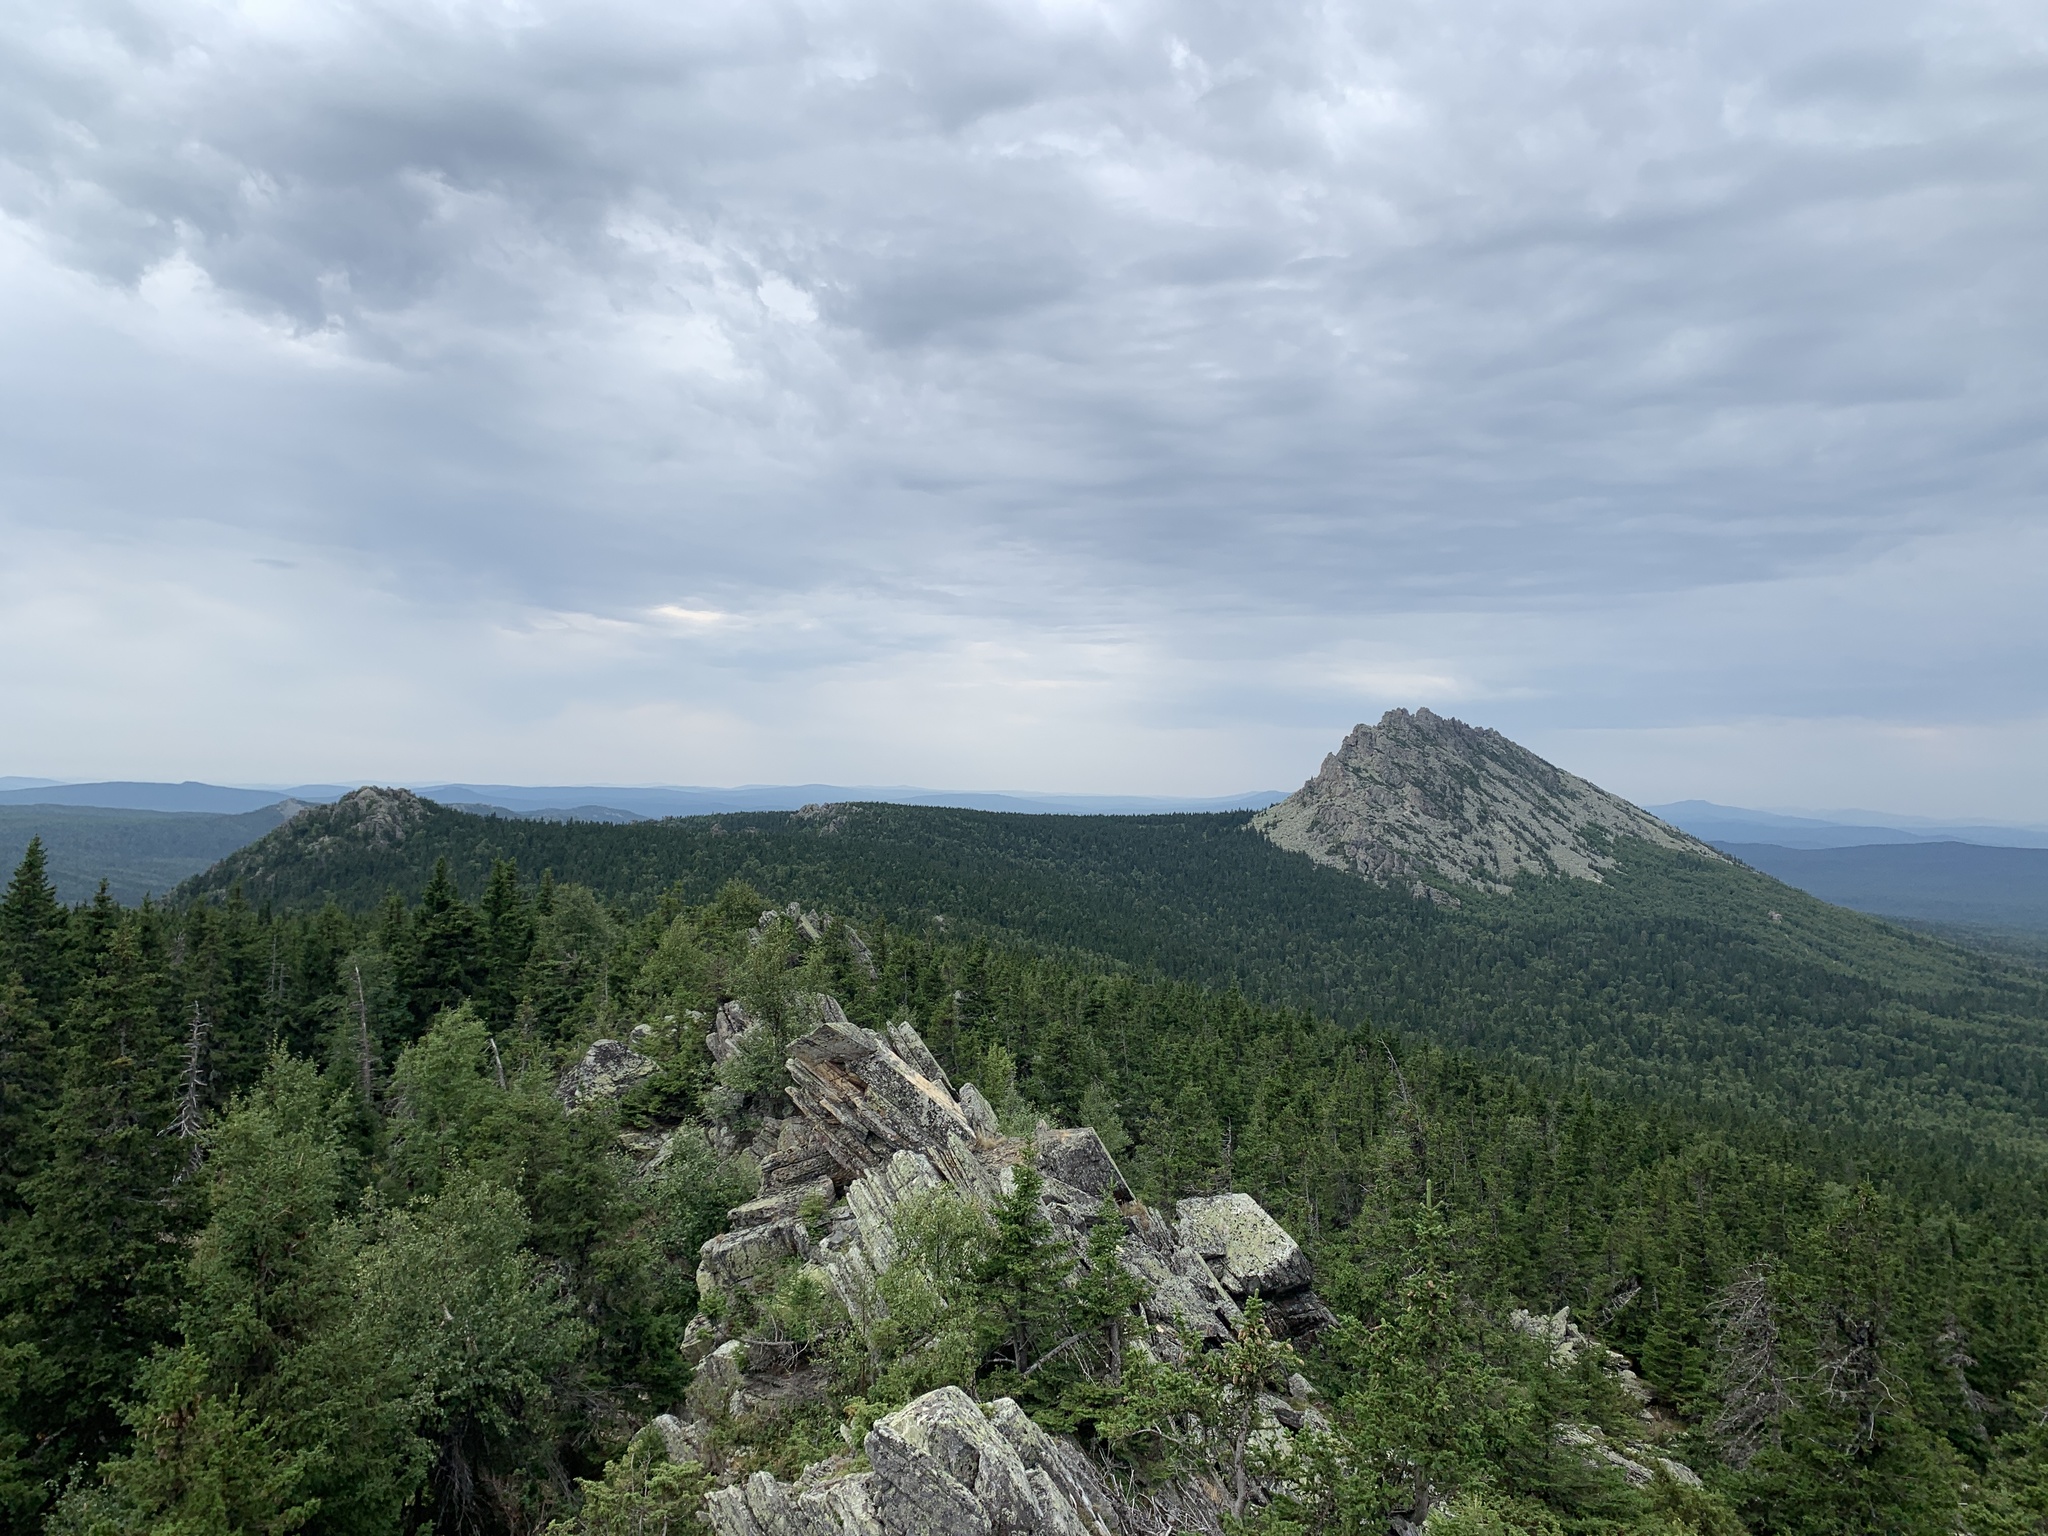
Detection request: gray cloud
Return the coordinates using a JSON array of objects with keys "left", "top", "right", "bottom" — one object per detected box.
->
[{"left": 0, "top": 0, "right": 2043, "bottom": 806}]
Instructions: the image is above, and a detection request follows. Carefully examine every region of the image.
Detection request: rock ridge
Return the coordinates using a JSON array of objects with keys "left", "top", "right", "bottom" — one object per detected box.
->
[{"left": 1253, "top": 708, "right": 1715, "bottom": 898}]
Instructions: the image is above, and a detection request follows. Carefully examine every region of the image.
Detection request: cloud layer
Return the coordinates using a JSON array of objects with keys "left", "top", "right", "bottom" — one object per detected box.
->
[{"left": 3, "top": 0, "right": 2044, "bottom": 812}]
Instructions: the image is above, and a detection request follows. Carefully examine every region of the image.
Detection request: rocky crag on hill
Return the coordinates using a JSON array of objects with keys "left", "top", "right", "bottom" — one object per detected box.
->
[
  {"left": 565, "top": 984, "right": 1337, "bottom": 1535},
  {"left": 1253, "top": 709, "right": 1714, "bottom": 903}
]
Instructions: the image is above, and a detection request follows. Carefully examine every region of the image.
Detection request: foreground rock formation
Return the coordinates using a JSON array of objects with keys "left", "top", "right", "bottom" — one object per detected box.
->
[
  {"left": 657, "top": 1001, "right": 1335, "bottom": 1535},
  {"left": 1253, "top": 708, "right": 1714, "bottom": 900}
]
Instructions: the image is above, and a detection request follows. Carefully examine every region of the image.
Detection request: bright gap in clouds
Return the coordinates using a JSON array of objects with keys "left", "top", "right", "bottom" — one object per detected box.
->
[{"left": 1, "top": 0, "right": 2043, "bottom": 814}]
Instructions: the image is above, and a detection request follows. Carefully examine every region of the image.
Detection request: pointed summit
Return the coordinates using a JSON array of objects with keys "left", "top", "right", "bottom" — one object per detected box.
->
[{"left": 1252, "top": 709, "right": 1712, "bottom": 901}]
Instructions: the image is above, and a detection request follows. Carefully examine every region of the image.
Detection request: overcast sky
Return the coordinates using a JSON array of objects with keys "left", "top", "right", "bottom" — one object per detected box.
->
[{"left": 3, "top": 0, "right": 2044, "bottom": 816}]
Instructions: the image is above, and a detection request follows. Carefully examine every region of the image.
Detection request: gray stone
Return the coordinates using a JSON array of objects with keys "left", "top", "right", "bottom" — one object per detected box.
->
[
  {"left": 784, "top": 1020, "right": 982, "bottom": 1185},
  {"left": 650, "top": 1412, "right": 707, "bottom": 1464},
  {"left": 680, "top": 1311, "right": 718, "bottom": 1367},
  {"left": 1034, "top": 1129, "right": 1129, "bottom": 1203},
  {"left": 687, "top": 1339, "right": 746, "bottom": 1421},
  {"left": 957, "top": 1083, "right": 1002, "bottom": 1139},
  {"left": 557, "top": 1038, "right": 657, "bottom": 1108},
  {"left": 730, "top": 1175, "right": 838, "bottom": 1231},
  {"left": 699, "top": 1218, "right": 811, "bottom": 1297},
  {"left": 1174, "top": 1193, "right": 1313, "bottom": 1297},
  {"left": 1251, "top": 708, "right": 1717, "bottom": 897},
  {"left": 865, "top": 1386, "right": 1047, "bottom": 1536}
]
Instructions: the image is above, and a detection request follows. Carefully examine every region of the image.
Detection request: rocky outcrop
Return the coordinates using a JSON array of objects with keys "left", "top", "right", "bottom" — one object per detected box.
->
[
  {"left": 1508, "top": 1305, "right": 1653, "bottom": 1413},
  {"left": 672, "top": 1007, "right": 1334, "bottom": 1535},
  {"left": 1175, "top": 1193, "right": 1334, "bottom": 1339},
  {"left": 1253, "top": 709, "right": 1715, "bottom": 898},
  {"left": 704, "top": 1387, "right": 1117, "bottom": 1536},
  {"left": 557, "top": 1037, "right": 657, "bottom": 1108}
]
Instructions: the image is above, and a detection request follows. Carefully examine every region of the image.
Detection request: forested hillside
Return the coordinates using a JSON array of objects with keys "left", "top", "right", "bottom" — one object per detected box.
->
[
  {"left": 8, "top": 838, "right": 2047, "bottom": 1534},
  {"left": 1, "top": 802, "right": 295, "bottom": 904},
  {"left": 185, "top": 792, "right": 2048, "bottom": 1175}
]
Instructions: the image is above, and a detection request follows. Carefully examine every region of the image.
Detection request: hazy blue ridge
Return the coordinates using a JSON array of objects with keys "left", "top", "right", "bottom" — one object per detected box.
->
[
  {"left": 1651, "top": 799, "right": 2048, "bottom": 850},
  {"left": 1719, "top": 840, "right": 2048, "bottom": 931}
]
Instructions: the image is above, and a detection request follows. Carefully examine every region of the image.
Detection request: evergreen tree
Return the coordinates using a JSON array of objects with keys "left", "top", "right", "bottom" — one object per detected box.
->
[
  {"left": 0, "top": 837, "right": 69, "bottom": 1012},
  {"left": 1071, "top": 1192, "right": 1145, "bottom": 1383},
  {"left": 3, "top": 928, "right": 188, "bottom": 1481},
  {"left": 0, "top": 972, "right": 52, "bottom": 1214},
  {"left": 406, "top": 858, "right": 482, "bottom": 1027},
  {"left": 978, "top": 1152, "right": 1071, "bottom": 1375},
  {"left": 478, "top": 859, "right": 533, "bottom": 1027}
]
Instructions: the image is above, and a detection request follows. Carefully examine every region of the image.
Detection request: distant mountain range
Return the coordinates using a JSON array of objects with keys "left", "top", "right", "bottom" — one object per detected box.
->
[
  {"left": 1646, "top": 799, "right": 2048, "bottom": 850},
  {"left": 0, "top": 779, "right": 1287, "bottom": 820},
  {"left": 11, "top": 774, "right": 2048, "bottom": 933}
]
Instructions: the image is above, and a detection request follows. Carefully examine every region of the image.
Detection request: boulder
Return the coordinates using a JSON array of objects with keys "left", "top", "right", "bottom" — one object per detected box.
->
[
  {"left": 707, "top": 1000, "right": 761, "bottom": 1065},
  {"left": 698, "top": 1218, "right": 811, "bottom": 1297},
  {"left": 705, "top": 1468, "right": 884, "bottom": 1536},
  {"left": 1034, "top": 1129, "right": 1129, "bottom": 1203},
  {"left": 1174, "top": 1193, "right": 1313, "bottom": 1298},
  {"left": 687, "top": 1340, "right": 746, "bottom": 1421},
  {"left": 957, "top": 1083, "right": 1003, "bottom": 1139},
  {"left": 703, "top": 1387, "right": 1108, "bottom": 1536},
  {"left": 651, "top": 1412, "right": 708, "bottom": 1465},
  {"left": 866, "top": 1386, "right": 1071, "bottom": 1536},
  {"left": 557, "top": 1039, "right": 657, "bottom": 1108}
]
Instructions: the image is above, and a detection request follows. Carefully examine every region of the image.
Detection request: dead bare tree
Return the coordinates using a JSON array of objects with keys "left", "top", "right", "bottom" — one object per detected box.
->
[
  {"left": 169, "top": 1001, "right": 209, "bottom": 1177},
  {"left": 1817, "top": 1310, "right": 1893, "bottom": 1453},
  {"left": 352, "top": 963, "right": 378, "bottom": 1104},
  {"left": 1709, "top": 1264, "right": 1794, "bottom": 1467}
]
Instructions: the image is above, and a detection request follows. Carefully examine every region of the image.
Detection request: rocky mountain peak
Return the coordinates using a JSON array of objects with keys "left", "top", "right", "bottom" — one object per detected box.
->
[{"left": 1252, "top": 708, "right": 1713, "bottom": 900}]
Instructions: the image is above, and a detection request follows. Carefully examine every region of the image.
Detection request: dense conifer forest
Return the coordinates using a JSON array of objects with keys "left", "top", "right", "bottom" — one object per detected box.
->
[{"left": 2, "top": 803, "right": 2044, "bottom": 1533}]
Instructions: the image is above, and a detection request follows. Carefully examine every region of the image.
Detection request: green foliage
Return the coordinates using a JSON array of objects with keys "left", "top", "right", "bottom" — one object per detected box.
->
[
  {"left": 71, "top": 1347, "right": 317, "bottom": 1536},
  {"left": 1, "top": 820, "right": 2042, "bottom": 1534},
  {"left": 544, "top": 1425, "right": 705, "bottom": 1536},
  {"left": 978, "top": 1153, "right": 1071, "bottom": 1377}
]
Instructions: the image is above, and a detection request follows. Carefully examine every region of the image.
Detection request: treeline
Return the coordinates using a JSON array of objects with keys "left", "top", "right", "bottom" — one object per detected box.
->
[
  {"left": 184, "top": 795, "right": 2048, "bottom": 1174},
  {"left": 4, "top": 839, "right": 2045, "bottom": 1532}
]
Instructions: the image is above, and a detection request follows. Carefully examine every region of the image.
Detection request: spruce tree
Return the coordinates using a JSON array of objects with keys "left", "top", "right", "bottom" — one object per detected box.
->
[
  {"left": 3, "top": 927, "right": 187, "bottom": 1479},
  {"left": 979, "top": 1151, "right": 1072, "bottom": 1374},
  {"left": 0, "top": 837, "right": 69, "bottom": 1013}
]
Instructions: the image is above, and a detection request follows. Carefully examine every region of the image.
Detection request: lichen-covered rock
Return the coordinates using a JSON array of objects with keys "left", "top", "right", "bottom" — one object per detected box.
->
[
  {"left": 1558, "top": 1424, "right": 1701, "bottom": 1489},
  {"left": 703, "top": 1388, "right": 1111, "bottom": 1536},
  {"left": 1175, "top": 1193, "right": 1313, "bottom": 1298},
  {"left": 557, "top": 1038, "right": 657, "bottom": 1108},
  {"left": 705, "top": 1467, "right": 884, "bottom": 1536},
  {"left": 1509, "top": 1306, "right": 1653, "bottom": 1410},
  {"left": 957, "top": 1083, "right": 1003, "bottom": 1139},
  {"left": 698, "top": 1218, "right": 811, "bottom": 1297},
  {"left": 687, "top": 1340, "right": 747, "bottom": 1422},
  {"left": 729, "top": 1175, "right": 837, "bottom": 1231},
  {"left": 783, "top": 1019, "right": 982, "bottom": 1184},
  {"left": 651, "top": 1411, "right": 707, "bottom": 1465}
]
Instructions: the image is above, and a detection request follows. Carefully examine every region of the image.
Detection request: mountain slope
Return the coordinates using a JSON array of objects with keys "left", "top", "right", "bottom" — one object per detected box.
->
[
  {"left": 1, "top": 801, "right": 299, "bottom": 903},
  {"left": 184, "top": 786, "right": 2048, "bottom": 1170},
  {"left": 1254, "top": 708, "right": 1711, "bottom": 898}
]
